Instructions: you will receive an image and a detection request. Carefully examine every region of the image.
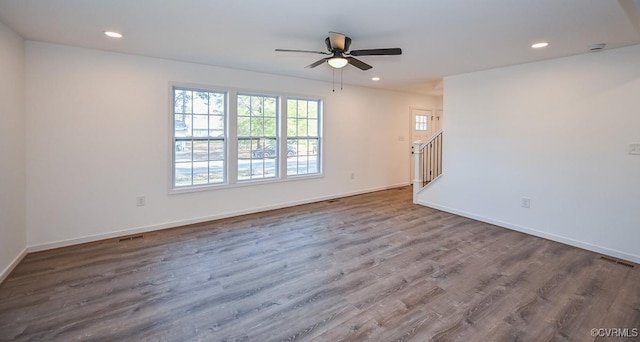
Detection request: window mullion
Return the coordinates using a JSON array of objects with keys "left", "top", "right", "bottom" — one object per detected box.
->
[
  {"left": 227, "top": 90, "right": 238, "bottom": 184},
  {"left": 280, "top": 96, "right": 288, "bottom": 179}
]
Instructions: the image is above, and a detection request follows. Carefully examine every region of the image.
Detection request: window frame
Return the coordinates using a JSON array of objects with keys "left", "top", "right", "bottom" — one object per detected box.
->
[
  {"left": 171, "top": 85, "right": 229, "bottom": 190},
  {"left": 236, "top": 92, "right": 280, "bottom": 182},
  {"left": 285, "top": 97, "right": 322, "bottom": 178},
  {"left": 169, "top": 82, "right": 323, "bottom": 194}
]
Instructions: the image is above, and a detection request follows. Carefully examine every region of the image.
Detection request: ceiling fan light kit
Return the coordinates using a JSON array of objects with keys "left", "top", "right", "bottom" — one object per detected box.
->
[{"left": 327, "top": 57, "right": 348, "bottom": 68}]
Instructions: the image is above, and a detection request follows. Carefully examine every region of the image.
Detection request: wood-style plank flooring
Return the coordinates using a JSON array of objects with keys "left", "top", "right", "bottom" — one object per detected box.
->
[{"left": 0, "top": 187, "right": 638, "bottom": 341}]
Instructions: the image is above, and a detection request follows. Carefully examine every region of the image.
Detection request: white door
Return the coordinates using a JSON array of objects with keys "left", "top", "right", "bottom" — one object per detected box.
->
[
  {"left": 410, "top": 108, "right": 434, "bottom": 181},
  {"left": 411, "top": 108, "right": 433, "bottom": 143}
]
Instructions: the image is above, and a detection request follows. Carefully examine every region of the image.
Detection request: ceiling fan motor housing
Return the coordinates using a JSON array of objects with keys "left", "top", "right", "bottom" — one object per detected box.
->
[{"left": 325, "top": 36, "right": 352, "bottom": 52}]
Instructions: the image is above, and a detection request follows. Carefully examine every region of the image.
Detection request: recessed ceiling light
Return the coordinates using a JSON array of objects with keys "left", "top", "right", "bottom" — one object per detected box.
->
[
  {"left": 371, "top": 77, "right": 380, "bottom": 81},
  {"left": 531, "top": 42, "right": 549, "bottom": 49},
  {"left": 104, "top": 31, "right": 123, "bottom": 38}
]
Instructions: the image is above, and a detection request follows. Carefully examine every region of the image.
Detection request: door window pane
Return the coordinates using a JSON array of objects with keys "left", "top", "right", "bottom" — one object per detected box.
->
[{"left": 415, "top": 115, "right": 428, "bottom": 131}]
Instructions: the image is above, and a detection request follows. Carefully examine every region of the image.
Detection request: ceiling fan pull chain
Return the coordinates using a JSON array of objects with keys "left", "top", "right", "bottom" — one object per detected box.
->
[
  {"left": 332, "top": 68, "right": 335, "bottom": 92},
  {"left": 341, "top": 68, "right": 344, "bottom": 91}
]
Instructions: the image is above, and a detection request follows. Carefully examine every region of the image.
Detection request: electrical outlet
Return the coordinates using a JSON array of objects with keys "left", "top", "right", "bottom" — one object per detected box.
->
[
  {"left": 521, "top": 198, "right": 531, "bottom": 209},
  {"left": 350, "top": 173, "right": 355, "bottom": 180},
  {"left": 136, "top": 196, "right": 146, "bottom": 207},
  {"left": 629, "top": 143, "right": 640, "bottom": 155}
]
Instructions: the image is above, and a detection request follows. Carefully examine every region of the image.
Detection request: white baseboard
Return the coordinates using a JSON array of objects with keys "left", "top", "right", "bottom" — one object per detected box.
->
[
  {"left": 0, "top": 247, "right": 27, "bottom": 285},
  {"left": 27, "top": 183, "right": 410, "bottom": 253},
  {"left": 417, "top": 199, "right": 640, "bottom": 264}
]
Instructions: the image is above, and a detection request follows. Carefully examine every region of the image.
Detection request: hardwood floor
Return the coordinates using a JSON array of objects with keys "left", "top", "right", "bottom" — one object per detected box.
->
[{"left": 0, "top": 187, "right": 638, "bottom": 341}]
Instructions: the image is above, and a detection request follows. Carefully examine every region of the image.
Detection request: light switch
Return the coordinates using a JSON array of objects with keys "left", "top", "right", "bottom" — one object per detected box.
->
[{"left": 629, "top": 144, "right": 640, "bottom": 155}]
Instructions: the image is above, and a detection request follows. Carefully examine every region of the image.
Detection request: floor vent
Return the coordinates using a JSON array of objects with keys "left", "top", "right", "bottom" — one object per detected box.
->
[
  {"left": 119, "top": 235, "right": 144, "bottom": 242},
  {"left": 327, "top": 199, "right": 338, "bottom": 203},
  {"left": 600, "top": 256, "right": 635, "bottom": 269},
  {"left": 617, "top": 261, "right": 635, "bottom": 269}
]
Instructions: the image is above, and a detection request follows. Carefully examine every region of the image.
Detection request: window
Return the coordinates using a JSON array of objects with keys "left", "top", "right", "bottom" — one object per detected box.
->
[
  {"left": 287, "top": 98, "right": 321, "bottom": 176},
  {"left": 173, "top": 88, "right": 226, "bottom": 187},
  {"left": 415, "top": 115, "right": 428, "bottom": 131},
  {"left": 237, "top": 94, "right": 278, "bottom": 181},
  {"left": 171, "top": 84, "right": 322, "bottom": 191}
]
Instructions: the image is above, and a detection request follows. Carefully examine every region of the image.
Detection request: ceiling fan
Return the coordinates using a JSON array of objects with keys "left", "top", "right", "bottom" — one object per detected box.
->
[{"left": 275, "top": 31, "right": 402, "bottom": 71}]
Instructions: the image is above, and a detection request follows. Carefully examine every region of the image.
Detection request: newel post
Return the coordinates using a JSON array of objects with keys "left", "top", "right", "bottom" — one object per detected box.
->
[{"left": 412, "top": 141, "right": 422, "bottom": 204}]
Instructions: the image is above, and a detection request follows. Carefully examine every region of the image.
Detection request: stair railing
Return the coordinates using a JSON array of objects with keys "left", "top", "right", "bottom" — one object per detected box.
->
[{"left": 413, "top": 129, "right": 443, "bottom": 202}]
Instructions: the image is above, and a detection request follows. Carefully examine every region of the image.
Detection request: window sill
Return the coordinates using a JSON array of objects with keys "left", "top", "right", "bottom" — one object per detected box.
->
[{"left": 169, "top": 173, "right": 323, "bottom": 195}]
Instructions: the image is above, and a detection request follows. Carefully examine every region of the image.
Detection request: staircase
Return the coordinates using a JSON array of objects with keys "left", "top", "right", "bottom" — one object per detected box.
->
[{"left": 412, "top": 129, "right": 443, "bottom": 202}]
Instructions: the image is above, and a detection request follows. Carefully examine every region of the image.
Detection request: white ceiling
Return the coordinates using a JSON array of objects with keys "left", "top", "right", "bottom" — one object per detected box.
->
[{"left": 1, "top": 0, "right": 640, "bottom": 95}]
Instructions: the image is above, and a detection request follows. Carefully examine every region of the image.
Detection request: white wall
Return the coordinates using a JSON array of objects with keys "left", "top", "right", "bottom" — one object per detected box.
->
[
  {"left": 418, "top": 44, "right": 640, "bottom": 263},
  {"left": 0, "top": 21, "right": 26, "bottom": 281},
  {"left": 25, "top": 42, "right": 438, "bottom": 249}
]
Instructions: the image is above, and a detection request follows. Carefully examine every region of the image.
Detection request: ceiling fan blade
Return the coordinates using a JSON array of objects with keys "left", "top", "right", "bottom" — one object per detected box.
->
[
  {"left": 275, "top": 49, "right": 330, "bottom": 55},
  {"left": 347, "top": 57, "right": 372, "bottom": 71},
  {"left": 305, "top": 58, "right": 328, "bottom": 68},
  {"left": 328, "top": 31, "right": 346, "bottom": 50},
  {"left": 349, "top": 48, "right": 402, "bottom": 56}
]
